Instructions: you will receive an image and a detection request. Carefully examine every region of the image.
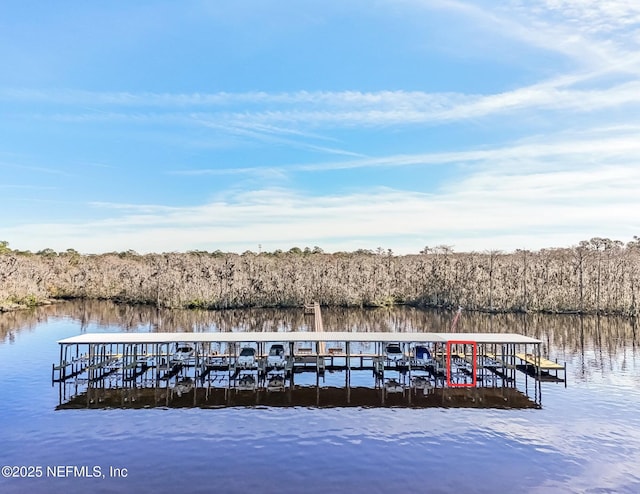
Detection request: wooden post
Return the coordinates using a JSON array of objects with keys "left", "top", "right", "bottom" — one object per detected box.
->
[
  {"left": 536, "top": 342, "right": 541, "bottom": 383},
  {"left": 58, "top": 344, "right": 64, "bottom": 381},
  {"left": 289, "top": 341, "right": 295, "bottom": 378},
  {"left": 511, "top": 344, "right": 515, "bottom": 385},
  {"left": 58, "top": 371, "right": 63, "bottom": 405},
  {"left": 346, "top": 341, "right": 351, "bottom": 404},
  {"left": 407, "top": 342, "right": 412, "bottom": 402},
  {"left": 154, "top": 343, "right": 159, "bottom": 385},
  {"left": 87, "top": 344, "right": 93, "bottom": 407},
  {"left": 316, "top": 366, "right": 320, "bottom": 406},
  {"left": 165, "top": 343, "right": 169, "bottom": 407},
  {"left": 194, "top": 341, "right": 199, "bottom": 407},
  {"left": 407, "top": 341, "right": 412, "bottom": 405},
  {"left": 380, "top": 341, "right": 384, "bottom": 385},
  {"left": 524, "top": 344, "right": 528, "bottom": 394}
]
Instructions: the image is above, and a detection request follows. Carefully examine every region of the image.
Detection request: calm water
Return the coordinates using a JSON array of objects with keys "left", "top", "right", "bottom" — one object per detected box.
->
[{"left": 1, "top": 301, "right": 639, "bottom": 494}]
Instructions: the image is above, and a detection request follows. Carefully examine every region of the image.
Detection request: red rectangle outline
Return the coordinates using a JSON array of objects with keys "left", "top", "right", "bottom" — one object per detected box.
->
[{"left": 446, "top": 340, "right": 477, "bottom": 388}]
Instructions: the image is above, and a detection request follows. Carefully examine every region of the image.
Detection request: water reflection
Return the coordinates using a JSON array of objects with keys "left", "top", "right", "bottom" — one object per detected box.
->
[
  {"left": 57, "top": 385, "right": 540, "bottom": 410},
  {"left": 1, "top": 300, "right": 638, "bottom": 342}
]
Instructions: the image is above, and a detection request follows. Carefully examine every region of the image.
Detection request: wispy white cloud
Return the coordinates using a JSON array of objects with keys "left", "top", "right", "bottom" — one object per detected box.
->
[
  {"left": 16, "top": 78, "right": 639, "bottom": 134},
  {"left": 526, "top": 0, "right": 640, "bottom": 35},
  {"left": 168, "top": 166, "right": 287, "bottom": 178},
  {"left": 191, "top": 115, "right": 366, "bottom": 157},
  {"left": 170, "top": 129, "right": 640, "bottom": 176},
  {"left": 404, "top": 0, "right": 631, "bottom": 70},
  {"left": 7, "top": 153, "right": 640, "bottom": 254},
  {"left": 0, "top": 87, "right": 468, "bottom": 109},
  {"left": 438, "top": 0, "right": 640, "bottom": 67}
]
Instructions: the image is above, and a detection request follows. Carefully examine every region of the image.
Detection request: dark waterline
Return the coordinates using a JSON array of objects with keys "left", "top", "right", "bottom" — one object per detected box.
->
[{"left": 1, "top": 301, "right": 639, "bottom": 493}]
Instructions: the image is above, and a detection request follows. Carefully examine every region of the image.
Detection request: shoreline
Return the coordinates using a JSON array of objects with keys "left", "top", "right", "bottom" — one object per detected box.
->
[{"left": 1, "top": 296, "right": 636, "bottom": 318}]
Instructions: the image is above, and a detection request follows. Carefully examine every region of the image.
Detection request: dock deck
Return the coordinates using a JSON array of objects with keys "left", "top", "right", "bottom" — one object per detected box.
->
[
  {"left": 516, "top": 353, "right": 566, "bottom": 384},
  {"left": 516, "top": 353, "right": 564, "bottom": 370}
]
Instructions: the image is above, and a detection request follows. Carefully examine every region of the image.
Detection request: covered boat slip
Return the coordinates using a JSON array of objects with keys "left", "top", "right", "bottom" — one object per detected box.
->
[
  {"left": 53, "top": 331, "right": 551, "bottom": 409},
  {"left": 53, "top": 331, "right": 544, "bottom": 381}
]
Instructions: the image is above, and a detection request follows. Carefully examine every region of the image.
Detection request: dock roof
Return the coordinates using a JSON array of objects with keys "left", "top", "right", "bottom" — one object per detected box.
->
[{"left": 58, "top": 331, "right": 541, "bottom": 345}]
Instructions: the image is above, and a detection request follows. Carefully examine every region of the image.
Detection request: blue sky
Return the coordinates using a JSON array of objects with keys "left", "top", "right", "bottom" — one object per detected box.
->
[{"left": 1, "top": 0, "right": 639, "bottom": 254}]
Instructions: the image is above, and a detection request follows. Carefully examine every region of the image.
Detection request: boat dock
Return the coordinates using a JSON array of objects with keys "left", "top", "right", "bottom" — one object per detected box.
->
[{"left": 52, "top": 329, "right": 551, "bottom": 409}]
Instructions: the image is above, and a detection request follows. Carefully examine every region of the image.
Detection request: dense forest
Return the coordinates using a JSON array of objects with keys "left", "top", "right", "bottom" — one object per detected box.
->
[{"left": 1, "top": 238, "right": 640, "bottom": 316}]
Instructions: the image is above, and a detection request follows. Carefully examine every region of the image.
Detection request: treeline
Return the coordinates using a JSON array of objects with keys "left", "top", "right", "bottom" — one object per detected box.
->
[{"left": 1, "top": 237, "right": 640, "bottom": 315}]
